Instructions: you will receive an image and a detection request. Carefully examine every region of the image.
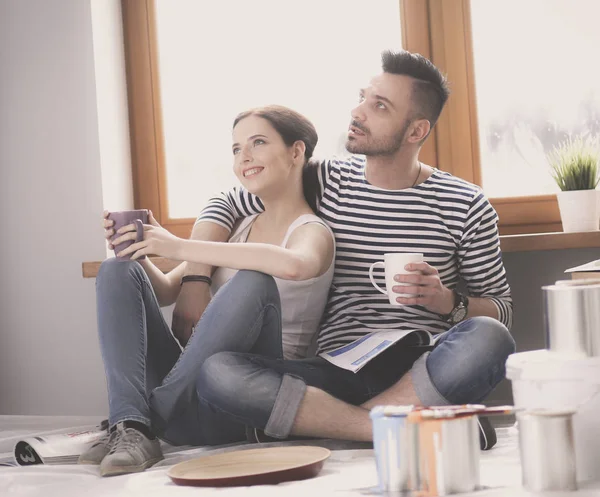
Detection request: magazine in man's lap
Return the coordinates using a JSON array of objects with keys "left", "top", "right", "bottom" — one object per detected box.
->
[{"left": 320, "top": 329, "right": 444, "bottom": 373}]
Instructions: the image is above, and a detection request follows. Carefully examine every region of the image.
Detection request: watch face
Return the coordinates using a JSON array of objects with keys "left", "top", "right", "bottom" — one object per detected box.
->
[{"left": 453, "top": 307, "right": 468, "bottom": 323}]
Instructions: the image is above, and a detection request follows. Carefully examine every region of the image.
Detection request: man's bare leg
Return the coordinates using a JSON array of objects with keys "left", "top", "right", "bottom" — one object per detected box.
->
[
  {"left": 289, "top": 372, "right": 421, "bottom": 441},
  {"left": 290, "top": 387, "right": 372, "bottom": 441},
  {"left": 361, "top": 371, "right": 421, "bottom": 410}
]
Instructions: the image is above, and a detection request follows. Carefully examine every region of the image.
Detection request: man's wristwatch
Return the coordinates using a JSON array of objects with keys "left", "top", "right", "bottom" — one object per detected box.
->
[{"left": 442, "top": 290, "right": 469, "bottom": 324}]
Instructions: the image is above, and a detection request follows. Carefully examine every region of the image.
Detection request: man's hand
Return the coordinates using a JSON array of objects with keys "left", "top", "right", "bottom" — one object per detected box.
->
[
  {"left": 392, "top": 262, "right": 454, "bottom": 315},
  {"left": 172, "top": 282, "right": 211, "bottom": 345}
]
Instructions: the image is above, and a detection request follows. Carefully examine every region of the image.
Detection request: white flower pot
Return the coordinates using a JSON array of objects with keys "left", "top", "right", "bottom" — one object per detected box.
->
[{"left": 557, "top": 190, "right": 600, "bottom": 232}]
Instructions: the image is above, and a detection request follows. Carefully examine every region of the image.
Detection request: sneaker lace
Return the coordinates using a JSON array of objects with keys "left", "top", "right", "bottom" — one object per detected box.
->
[
  {"left": 108, "top": 428, "right": 144, "bottom": 455},
  {"left": 90, "top": 428, "right": 112, "bottom": 448}
]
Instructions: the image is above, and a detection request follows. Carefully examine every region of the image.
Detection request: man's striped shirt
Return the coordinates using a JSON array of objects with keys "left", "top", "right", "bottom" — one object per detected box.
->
[{"left": 197, "top": 156, "right": 513, "bottom": 354}]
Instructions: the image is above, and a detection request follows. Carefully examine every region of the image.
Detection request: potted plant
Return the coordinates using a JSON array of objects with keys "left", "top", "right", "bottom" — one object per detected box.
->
[{"left": 549, "top": 136, "right": 600, "bottom": 232}]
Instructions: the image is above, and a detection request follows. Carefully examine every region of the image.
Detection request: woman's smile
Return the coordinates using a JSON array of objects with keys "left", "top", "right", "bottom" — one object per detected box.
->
[{"left": 243, "top": 167, "right": 264, "bottom": 178}]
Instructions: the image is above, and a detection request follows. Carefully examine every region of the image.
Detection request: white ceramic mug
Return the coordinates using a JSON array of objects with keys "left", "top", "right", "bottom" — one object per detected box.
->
[{"left": 369, "top": 253, "right": 423, "bottom": 305}]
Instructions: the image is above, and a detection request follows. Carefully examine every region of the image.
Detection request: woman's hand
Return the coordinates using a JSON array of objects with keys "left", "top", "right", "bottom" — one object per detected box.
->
[
  {"left": 112, "top": 211, "right": 183, "bottom": 260},
  {"left": 103, "top": 210, "right": 116, "bottom": 251}
]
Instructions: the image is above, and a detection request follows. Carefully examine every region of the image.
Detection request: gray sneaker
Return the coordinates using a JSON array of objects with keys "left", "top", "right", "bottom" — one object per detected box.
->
[
  {"left": 100, "top": 422, "right": 163, "bottom": 477},
  {"left": 78, "top": 426, "right": 116, "bottom": 465}
]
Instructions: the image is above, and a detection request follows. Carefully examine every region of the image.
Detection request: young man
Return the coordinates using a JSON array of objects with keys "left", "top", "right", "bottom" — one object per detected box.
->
[{"left": 183, "top": 50, "right": 515, "bottom": 448}]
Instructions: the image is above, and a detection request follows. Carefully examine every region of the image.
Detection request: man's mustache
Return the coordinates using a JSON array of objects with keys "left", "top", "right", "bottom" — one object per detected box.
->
[{"left": 350, "top": 121, "right": 369, "bottom": 134}]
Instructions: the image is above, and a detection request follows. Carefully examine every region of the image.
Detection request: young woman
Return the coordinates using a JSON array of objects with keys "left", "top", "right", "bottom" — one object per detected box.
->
[{"left": 83, "top": 106, "right": 335, "bottom": 476}]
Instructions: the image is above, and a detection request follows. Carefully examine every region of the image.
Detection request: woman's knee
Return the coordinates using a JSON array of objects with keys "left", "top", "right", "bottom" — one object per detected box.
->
[
  {"left": 218, "top": 270, "right": 280, "bottom": 312},
  {"left": 196, "top": 352, "right": 247, "bottom": 407},
  {"left": 97, "top": 258, "right": 145, "bottom": 286},
  {"left": 232, "top": 270, "right": 277, "bottom": 294}
]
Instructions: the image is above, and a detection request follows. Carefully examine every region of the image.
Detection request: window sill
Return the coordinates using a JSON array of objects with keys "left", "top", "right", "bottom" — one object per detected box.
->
[
  {"left": 81, "top": 231, "right": 600, "bottom": 278},
  {"left": 499, "top": 230, "right": 600, "bottom": 253}
]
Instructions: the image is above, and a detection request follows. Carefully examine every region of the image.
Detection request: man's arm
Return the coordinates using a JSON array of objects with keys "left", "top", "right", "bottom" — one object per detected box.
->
[
  {"left": 394, "top": 262, "right": 505, "bottom": 320},
  {"left": 394, "top": 192, "right": 512, "bottom": 328},
  {"left": 457, "top": 192, "right": 513, "bottom": 328}
]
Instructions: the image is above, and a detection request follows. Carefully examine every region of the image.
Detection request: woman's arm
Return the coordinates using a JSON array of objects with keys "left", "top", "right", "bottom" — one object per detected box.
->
[
  {"left": 175, "top": 223, "right": 334, "bottom": 281},
  {"left": 116, "top": 217, "right": 334, "bottom": 282},
  {"left": 138, "top": 258, "right": 186, "bottom": 307}
]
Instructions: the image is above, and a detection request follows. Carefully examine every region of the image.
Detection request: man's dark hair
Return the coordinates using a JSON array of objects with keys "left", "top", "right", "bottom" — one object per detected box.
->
[{"left": 381, "top": 50, "right": 450, "bottom": 127}]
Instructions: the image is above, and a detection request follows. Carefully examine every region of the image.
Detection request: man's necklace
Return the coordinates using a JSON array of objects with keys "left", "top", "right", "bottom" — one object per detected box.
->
[{"left": 411, "top": 162, "right": 423, "bottom": 188}]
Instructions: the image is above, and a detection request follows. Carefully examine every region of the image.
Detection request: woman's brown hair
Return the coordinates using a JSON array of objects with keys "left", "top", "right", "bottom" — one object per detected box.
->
[{"left": 233, "top": 105, "right": 320, "bottom": 213}]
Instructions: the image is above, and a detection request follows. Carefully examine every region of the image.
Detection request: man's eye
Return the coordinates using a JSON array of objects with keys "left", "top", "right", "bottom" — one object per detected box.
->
[
  {"left": 358, "top": 94, "right": 365, "bottom": 102},
  {"left": 232, "top": 147, "right": 240, "bottom": 155},
  {"left": 376, "top": 102, "right": 386, "bottom": 110}
]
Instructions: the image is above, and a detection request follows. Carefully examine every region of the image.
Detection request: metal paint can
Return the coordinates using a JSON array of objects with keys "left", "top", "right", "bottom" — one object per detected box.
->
[
  {"left": 543, "top": 282, "right": 600, "bottom": 357},
  {"left": 408, "top": 409, "right": 480, "bottom": 496},
  {"left": 370, "top": 405, "right": 418, "bottom": 493},
  {"left": 518, "top": 409, "right": 578, "bottom": 492}
]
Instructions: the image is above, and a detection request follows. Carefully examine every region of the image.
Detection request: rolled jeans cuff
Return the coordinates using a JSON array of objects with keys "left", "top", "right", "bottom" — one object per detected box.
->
[
  {"left": 411, "top": 352, "right": 451, "bottom": 406},
  {"left": 264, "top": 374, "right": 307, "bottom": 438}
]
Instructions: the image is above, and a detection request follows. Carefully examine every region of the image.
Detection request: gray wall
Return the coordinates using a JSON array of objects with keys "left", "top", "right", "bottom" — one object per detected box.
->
[{"left": 0, "top": 0, "right": 108, "bottom": 415}]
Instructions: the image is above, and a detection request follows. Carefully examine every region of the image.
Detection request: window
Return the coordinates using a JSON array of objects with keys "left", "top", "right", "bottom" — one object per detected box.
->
[
  {"left": 122, "top": 0, "right": 417, "bottom": 237},
  {"left": 154, "top": 0, "right": 403, "bottom": 219},
  {"left": 470, "top": 0, "right": 600, "bottom": 199},
  {"left": 426, "top": 0, "right": 600, "bottom": 234},
  {"left": 124, "top": 0, "right": 594, "bottom": 236}
]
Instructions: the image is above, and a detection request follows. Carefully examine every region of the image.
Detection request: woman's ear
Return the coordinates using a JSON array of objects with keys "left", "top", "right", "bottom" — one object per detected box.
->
[{"left": 292, "top": 140, "right": 307, "bottom": 165}]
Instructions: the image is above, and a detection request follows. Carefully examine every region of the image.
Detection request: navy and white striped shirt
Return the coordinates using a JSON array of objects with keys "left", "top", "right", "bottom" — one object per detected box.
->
[{"left": 197, "top": 156, "right": 513, "bottom": 354}]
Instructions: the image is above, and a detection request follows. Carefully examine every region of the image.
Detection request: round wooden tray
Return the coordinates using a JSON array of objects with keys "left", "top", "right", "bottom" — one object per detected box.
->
[{"left": 168, "top": 446, "right": 332, "bottom": 487}]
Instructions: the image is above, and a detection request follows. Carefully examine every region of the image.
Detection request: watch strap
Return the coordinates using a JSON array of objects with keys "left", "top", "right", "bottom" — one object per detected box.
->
[{"left": 442, "top": 290, "right": 468, "bottom": 323}]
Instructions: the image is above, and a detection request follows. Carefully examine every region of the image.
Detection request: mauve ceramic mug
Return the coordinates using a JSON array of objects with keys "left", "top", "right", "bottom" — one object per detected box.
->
[{"left": 108, "top": 209, "right": 148, "bottom": 260}]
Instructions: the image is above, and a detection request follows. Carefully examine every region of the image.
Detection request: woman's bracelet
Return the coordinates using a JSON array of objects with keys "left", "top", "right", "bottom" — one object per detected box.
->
[{"left": 181, "top": 275, "right": 212, "bottom": 286}]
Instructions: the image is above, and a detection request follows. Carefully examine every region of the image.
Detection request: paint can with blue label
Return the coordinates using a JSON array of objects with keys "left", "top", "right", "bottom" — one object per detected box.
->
[{"left": 370, "top": 405, "right": 418, "bottom": 493}]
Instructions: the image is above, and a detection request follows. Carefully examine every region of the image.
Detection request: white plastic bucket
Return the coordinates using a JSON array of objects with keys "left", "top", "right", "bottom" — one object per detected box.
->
[{"left": 506, "top": 350, "right": 600, "bottom": 482}]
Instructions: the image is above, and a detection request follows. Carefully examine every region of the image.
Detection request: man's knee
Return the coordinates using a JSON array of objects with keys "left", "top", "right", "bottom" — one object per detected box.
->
[
  {"left": 439, "top": 316, "right": 516, "bottom": 382},
  {"left": 422, "top": 317, "right": 516, "bottom": 404},
  {"left": 466, "top": 316, "right": 516, "bottom": 360}
]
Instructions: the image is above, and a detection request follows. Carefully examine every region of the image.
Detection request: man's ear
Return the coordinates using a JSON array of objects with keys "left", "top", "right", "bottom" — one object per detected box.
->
[
  {"left": 407, "top": 119, "right": 431, "bottom": 144},
  {"left": 292, "top": 140, "right": 307, "bottom": 164}
]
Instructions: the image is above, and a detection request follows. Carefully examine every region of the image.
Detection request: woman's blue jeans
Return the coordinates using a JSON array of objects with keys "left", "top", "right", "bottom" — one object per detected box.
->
[{"left": 95, "top": 259, "right": 283, "bottom": 446}]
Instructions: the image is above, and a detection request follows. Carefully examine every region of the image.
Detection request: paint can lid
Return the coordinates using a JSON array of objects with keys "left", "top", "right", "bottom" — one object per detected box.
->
[
  {"left": 520, "top": 408, "right": 577, "bottom": 418},
  {"left": 369, "top": 405, "right": 414, "bottom": 419}
]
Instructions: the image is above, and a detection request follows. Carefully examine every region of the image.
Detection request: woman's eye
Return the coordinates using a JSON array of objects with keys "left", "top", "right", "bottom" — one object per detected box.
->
[
  {"left": 254, "top": 139, "right": 265, "bottom": 146},
  {"left": 376, "top": 102, "right": 386, "bottom": 110}
]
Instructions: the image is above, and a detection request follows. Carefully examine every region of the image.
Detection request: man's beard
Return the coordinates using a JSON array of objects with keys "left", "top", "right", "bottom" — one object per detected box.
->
[{"left": 346, "top": 119, "right": 411, "bottom": 156}]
